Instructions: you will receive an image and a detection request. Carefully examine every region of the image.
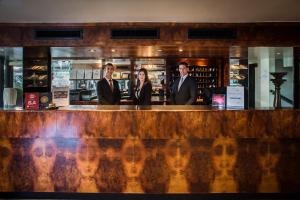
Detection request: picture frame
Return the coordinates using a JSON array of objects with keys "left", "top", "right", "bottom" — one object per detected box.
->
[{"left": 112, "top": 72, "right": 121, "bottom": 79}]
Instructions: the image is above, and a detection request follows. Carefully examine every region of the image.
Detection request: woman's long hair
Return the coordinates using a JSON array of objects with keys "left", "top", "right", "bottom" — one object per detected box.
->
[{"left": 136, "top": 68, "right": 150, "bottom": 88}]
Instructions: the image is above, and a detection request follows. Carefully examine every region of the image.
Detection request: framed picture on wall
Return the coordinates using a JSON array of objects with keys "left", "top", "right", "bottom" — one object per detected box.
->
[
  {"left": 84, "top": 68, "right": 93, "bottom": 79},
  {"left": 70, "top": 68, "right": 77, "bottom": 79},
  {"left": 93, "top": 69, "right": 101, "bottom": 79},
  {"left": 112, "top": 72, "right": 121, "bottom": 79},
  {"left": 121, "top": 72, "right": 130, "bottom": 79},
  {"left": 77, "top": 69, "right": 84, "bottom": 79}
]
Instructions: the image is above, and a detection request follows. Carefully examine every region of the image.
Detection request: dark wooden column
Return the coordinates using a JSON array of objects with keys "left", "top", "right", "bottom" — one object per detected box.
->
[
  {"left": 0, "top": 56, "right": 4, "bottom": 107},
  {"left": 248, "top": 63, "right": 258, "bottom": 108},
  {"left": 294, "top": 47, "right": 300, "bottom": 108}
]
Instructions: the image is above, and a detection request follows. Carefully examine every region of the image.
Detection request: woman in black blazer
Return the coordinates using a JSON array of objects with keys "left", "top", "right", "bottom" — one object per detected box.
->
[{"left": 133, "top": 68, "right": 152, "bottom": 105}]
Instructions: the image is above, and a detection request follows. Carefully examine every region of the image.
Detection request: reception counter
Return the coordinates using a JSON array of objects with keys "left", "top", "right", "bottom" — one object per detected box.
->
[{"left": 0, "top": 106, "right": 299, "bottom": 194}]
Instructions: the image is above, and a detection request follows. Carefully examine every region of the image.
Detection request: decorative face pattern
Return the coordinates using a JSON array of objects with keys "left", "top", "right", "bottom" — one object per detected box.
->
[
  {"left": 76, "top": 139, "right": 101, "bottom": 178},
  {"left": 0, "top": 138, "right": 13, "bottom": 191},
  {"left": 31, "top": 138, "right": 57, "bottom": 175},
  {"left": 0, "top": 138, "right": 12, "bottom": 173},
  {"left": 122, "top": 139, "right": 146, "bottom": 178},
  {"left": 212, "top": 137, "right": 237, "bottom": 172},
  {"left": 165, "top": 139, "right": 191, "bottom": 173},
  {"left": 258, "top": 138, "right": 280, "bottom": 172}
]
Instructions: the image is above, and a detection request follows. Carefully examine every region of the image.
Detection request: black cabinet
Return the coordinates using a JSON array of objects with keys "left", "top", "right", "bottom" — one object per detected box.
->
[{"left": 23, "top": 47, "right": 51, "bottom": 93}]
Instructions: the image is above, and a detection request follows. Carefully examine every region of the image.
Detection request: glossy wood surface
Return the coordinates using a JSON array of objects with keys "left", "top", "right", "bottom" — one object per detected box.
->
[
  {"left": 0, "top": 106, "right": 299, "bottom": 138},
  {"left": 1, "top": 23, "right": 300, "bottom": 58},
  {"left": 0, "top": 107, "right": 299, "bottom": 193}
]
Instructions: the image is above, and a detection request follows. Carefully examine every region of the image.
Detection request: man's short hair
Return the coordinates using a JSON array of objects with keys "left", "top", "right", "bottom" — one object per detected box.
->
[
  {"left": 179, "top": 62, "right": 188, "bottom": 68},
  {"left": 103, "top": 63, "right": 114, "bottom": 70}
]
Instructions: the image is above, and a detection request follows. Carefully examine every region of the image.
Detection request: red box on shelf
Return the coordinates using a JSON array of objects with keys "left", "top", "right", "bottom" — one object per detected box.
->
[{"left": 24, "top": 92, "right": 39, "bottom": 110}]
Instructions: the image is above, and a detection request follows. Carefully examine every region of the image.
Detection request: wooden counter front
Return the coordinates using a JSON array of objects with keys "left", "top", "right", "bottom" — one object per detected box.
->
[{"left": 0, "top": 106, "right": 300, "bottom": 194}]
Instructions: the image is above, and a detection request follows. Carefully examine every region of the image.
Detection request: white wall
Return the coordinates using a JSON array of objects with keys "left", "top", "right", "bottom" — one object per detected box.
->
[
  {"left": 0, "top": 0, "right": 300, "bottom": 23},
  {"left": 254, "top": 47, "right": 273, "bottom": 107}
]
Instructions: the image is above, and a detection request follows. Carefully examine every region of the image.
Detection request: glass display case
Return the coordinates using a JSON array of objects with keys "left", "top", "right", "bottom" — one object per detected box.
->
[
  {"left": 0, "top": 47, "right": 23, "bottom": 108},
  {"left": 229, "top": 58, "right": 248, "bottom": 86},
  {"left": 52, "top": 60, "right": 71, "bottom": 88},
  {"left": 23, "top": 59, "right": 49, "bottom": 89},
  {"left": 23, "top": 47, "right": 51, "bottom": 93},
  {"left": 68, "top": 60, "right": 102, "bottom": 101}
]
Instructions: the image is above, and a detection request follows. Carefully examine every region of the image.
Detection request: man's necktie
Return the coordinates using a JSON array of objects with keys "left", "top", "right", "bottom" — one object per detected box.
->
[
  {"left": 178, "top": 77, "right": 184, "bottom": 91},
  {"left": 109, "top": 79, "right": 113, "bottom": 91}
]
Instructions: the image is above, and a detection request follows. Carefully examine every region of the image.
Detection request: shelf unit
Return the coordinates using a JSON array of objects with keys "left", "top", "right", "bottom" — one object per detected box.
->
[
  {"left": 23, "top": 47, "right": 51, "bottom": 93},
  {"left": 229, "top": 58, "right": 248, "bottom": 87}
]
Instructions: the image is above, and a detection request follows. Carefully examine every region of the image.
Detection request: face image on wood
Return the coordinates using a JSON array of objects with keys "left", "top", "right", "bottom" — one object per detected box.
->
[
  {"left": 257, "top": 138, "right": 280, "bottom": 193},
  {"left": 75, "top": 139, "right": 101, "bottom": 192},
  {"left": 0, "top": 138, "right": 13, "bottom": 191},
  {"left": 30, "top": 138, "right": 57, "bottom": 192},
  {"left": 121, "top": 139, "right": 146, "bottom": 193},
  {"left": 210, "top": 137, "right": 238, "bottom": 193},
  {"left": 165, "top": 139, "right": 191, "bottom": 193}
]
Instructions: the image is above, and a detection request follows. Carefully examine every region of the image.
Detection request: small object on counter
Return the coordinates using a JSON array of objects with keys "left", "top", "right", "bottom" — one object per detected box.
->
[
  {"left": 81, "top": 95, "right": 91, "bottom": 101},
  {"left": 39, "top": 92, "right": 52, "bottom": 109},
  {"left": 52, "top": 87, "right": 70, "bottom": 107},
  {"left": 47, "top": 103, "right": 59, "bottom": 110}
]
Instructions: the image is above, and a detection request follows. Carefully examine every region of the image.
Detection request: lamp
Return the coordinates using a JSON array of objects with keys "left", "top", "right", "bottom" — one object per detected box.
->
[{"left": 270, "top": 72, "right": 287, "bottom": 108}]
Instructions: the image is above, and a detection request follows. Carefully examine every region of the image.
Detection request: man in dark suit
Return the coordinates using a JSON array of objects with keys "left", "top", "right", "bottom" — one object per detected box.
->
[
  {"left": 171, "top": 62, "right": 197, "bottom": 105},
  {"left": 97, "top": 63, "right": 121, "bottom": 105}
]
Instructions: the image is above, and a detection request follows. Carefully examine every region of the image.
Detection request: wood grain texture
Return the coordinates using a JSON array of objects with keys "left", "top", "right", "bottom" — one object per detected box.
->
[
  {"left": 0, "top": 108, "right": 300, "bottom": 193},
  {"left": 1, "top": 23, "right": 300, "bottom": 49},
  {"left": 1, "top": 108, "right": 300, "bottom": 138},
  {"left": 0, "top": 137, "right": 299, "bottom": 193},
  {"left": 0, "top": 111, "right": 56, "bottom": 138}
]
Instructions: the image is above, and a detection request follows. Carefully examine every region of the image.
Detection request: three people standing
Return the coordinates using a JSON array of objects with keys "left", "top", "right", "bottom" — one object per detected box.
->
[{"left": 97, "top": 62, "right": 196, "bottom": 105}]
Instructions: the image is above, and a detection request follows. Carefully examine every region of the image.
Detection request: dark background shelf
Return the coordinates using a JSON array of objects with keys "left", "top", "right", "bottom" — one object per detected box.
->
[
  {"left": 169, "top": 58, "right": 223, "bottom": 104},
  {"left": 23, "top": 47, "right": 51, "bottom": 94}
]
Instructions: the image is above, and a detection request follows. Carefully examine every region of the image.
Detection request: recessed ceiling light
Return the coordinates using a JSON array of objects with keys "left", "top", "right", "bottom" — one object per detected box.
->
[
  {"left": 111, "top": 49, "right": 116, "bottom": 52},
  {"left": 157, "top": 49, "right": 162, "bottom": 52},
  {"left": 89, "top": 49, "right": 96, "bottom": 53},
  {"left": 179, "top": 49, "right": 183, "bottom": 52}
]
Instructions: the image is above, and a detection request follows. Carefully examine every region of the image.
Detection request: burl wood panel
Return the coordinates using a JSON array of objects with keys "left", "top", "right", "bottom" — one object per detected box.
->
[
  {"left": 0, "top": 109, "right": 300, "bottom": 193},
  {"left": 0, "top": 109, "right": 300, "bottom": 138},
  {"left": 1, "top": 22, "right": 300, "bottom": 47},
  {"left": 55, "top": 109, "right": 300, "bottom": 138},
  {"left": 0, "top": 137, "right": 300, "bottom": 193},
  {"left": 0, "top": 111, "right": 56, "bottom": 138}
]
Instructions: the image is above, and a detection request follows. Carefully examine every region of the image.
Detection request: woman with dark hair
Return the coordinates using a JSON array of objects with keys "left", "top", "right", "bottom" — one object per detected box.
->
[{"left": 133, "top": 68, "right": 152, "bottom": 105}]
